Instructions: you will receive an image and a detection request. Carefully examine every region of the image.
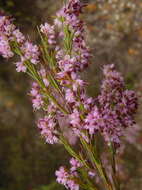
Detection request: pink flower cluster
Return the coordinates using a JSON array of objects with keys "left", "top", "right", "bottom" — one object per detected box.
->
[
  {"left": 0, "top": 0, "right": 138, "bottom": 149},
  {"left": 37, "top": 115, "right": 58, "bottom": 144},
  {"left": 58, "top": 62, "right": 137, "bottom": 146},
  {"left": 98, "top": 64, "right": 138, "bottom": 145},
  {"left": 40, "top": 23, "right": 56, "bottom": 45},
  {"left": 55, "top": 0, "right": 90, "bottom": 74},
  {"left": 21, "top": 41, "right": 39, "bottom": 65},
  {"left": 15, "top": 56, "right": 26, "bottom": 72},
  {"left": 0, "top": 36, "right": 14, "bottom": 58},
  {"left": 55, "top": 0, "right": 90, "bottom": 71},
  {"left": 0, "top": 1, "right": 139, "bottom": 189},
  {"left": 38, "top": 0, "right": 138, "bottom": 147},
  {"left": 0, "top": 16, "right": 39, "bottom": 71},
  {"left": 84, "top": 64, "right": 137, "bottom": 146},
  {"left": 56, "top": 158, "right": 82, "bottom": 190},
  {"left": 70, "top": 157, "right": 82, "bottom": 172},
  {"left": 30, "top": 82, "right": 44, "bottom": 110},
  {"left": 0, "top": 16, "right": 14, "bottom": 58}
]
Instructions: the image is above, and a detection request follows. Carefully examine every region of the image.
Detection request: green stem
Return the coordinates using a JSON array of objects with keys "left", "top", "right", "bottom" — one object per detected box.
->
[
  {"left": 43, "top": 90, "right": 69, "bottom": 115},
  {"left": 79, "top": 168, "right": 98, "bottom": 190},
  {"left": 109, "top": 143, "right": 120, "bottom": 190},
  {"left": 80, "top": 137, "right": 113, "bottom": 190},
  {"left": 60, "top": 136, "right": 99, "bottom": 190}
]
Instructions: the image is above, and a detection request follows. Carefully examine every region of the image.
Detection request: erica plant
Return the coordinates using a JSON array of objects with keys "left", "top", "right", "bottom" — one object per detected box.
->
[{"left": 0, "top": 0, "right": 138, "bottom": 190}]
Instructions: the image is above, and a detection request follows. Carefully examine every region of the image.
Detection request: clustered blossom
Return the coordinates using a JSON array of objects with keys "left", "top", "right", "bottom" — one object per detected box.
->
[
  {"left": 56, "top": 158, "right": 96, "bottom": 190},
  {"left": 70, "top": 157, "right": 82, "bottom": 172},
  {"left": 0, "top": 36, "right": 14, "bottom": 58},
  {"left": 30, "top": 82, "right": 44, "bottom": 110},
  {"left": 56, "top": 158, "right": 82, "bottom": 190},
  {"left": 0, "top": 1, "right": 139, "bottom": 189},
  {"left": 49, "top": 0, "right": 96, "bottom": 142},
  {"left": 40, "top": 23, "right": 56, "bottom": 45},
  {"left": 84, "top": 106, "right": 101, "bottom": 135},
  {"left": 56, "top": 0, "right": 89, "bottom": 69},
  {"left": 83, "top": 64, "right": 138, "bottom": 146},
  {"left": 51, "top": 0, "right": 91, "bottom": 119},
  {"left": 39, "top": 68, "right": 49, "bottom": 87},
  {"left": 36, "top": 94, "right": 63, "bottom": 144},
  {"left": 55, "top": 0, "right": 90, "bottom": 71},
  {"left": 37, "top": 115, "right": 58, "bottom": 144},
  {"left": 21, "top": 41, "right": 39, "bottom": 64},
  {"left": 15, "top": 60, "right": 26, "bottom": 72},
  {"left": 13, "top": 29, "right": 25, "bottom": 43},
  {"left": 56, "top": 167, "right": 79, "bottom": 190},
  {"left": 0, "top": 15, "right": 40, "bottom": 70},
  {"left": 0, "top": 16, "right": 14, "bottom": 58},
  {"left": 98, "top": 64, "right": 137, "bottom": 145}
]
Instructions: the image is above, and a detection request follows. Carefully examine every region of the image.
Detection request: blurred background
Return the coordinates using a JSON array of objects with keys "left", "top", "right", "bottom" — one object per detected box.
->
[{"left": 0, "top": 0, "right": 142, "bottom": 190}]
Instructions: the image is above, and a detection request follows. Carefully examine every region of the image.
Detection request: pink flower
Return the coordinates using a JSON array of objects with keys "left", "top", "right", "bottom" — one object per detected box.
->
[
  {"left": 13, "top": 29, "right": 25, "bottom": 43},
  {"left": 84, "top": 106, "right": 100, "bottom": 135},
  {"left": 55, "top": 165, "right": 80, "bottom": 190},
  {"left": 30, "top": 82, "right": 44, "bottom": 110},
  {"left": 69, "top": 109, "right": 81, "bottom": 128},
  {"left": 37, "top": 115, "right": 58, "bottom": 144},
  {"left": 32, "top": 95, "right": 43, "bottom": 110},
  {"left": 39, "top": 68, "right": 49, "bottom": 87},
  {"left": 65, "top": 89, "right": 75, "bottom": 103},
  {"left": 4, "top": 23, "right": 15, "bottom": 36},
  {"left": 15, "top": 61, "right": 26, "bottom": 72},
  {"left": 40, "top": 23, "right": 56, "bottom": 45},
  {"left": 98, "top": 64, "right": 138, "bottom": 146},
  {"left": 0, "top": 37, "right": 14, "bottom": 58},
  {"left": 21, "top": 41, "right": 39, "bottom": 64},
  {"left": 55, "top": 166, "right": 69, "bottom": 185},
  {"left": 70, "top": 158, "right": 82, "bottom": 171},
  {"left": 88, "top": 171, "right": 95, "bottom": 178}
]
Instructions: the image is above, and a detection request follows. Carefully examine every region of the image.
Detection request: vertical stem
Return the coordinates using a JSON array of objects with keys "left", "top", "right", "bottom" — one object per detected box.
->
[
  {"left": 60, "top": 136, "right": 99, "bottom": 190},
  {"left": 80, "top": 137, "right": 113, "bottom": 190},
  {"left": 109, "top": 143, "right": 120, "bottom": 190},
  {"left": 80, "top": 168, "right": 98, "bottom": 190}
]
